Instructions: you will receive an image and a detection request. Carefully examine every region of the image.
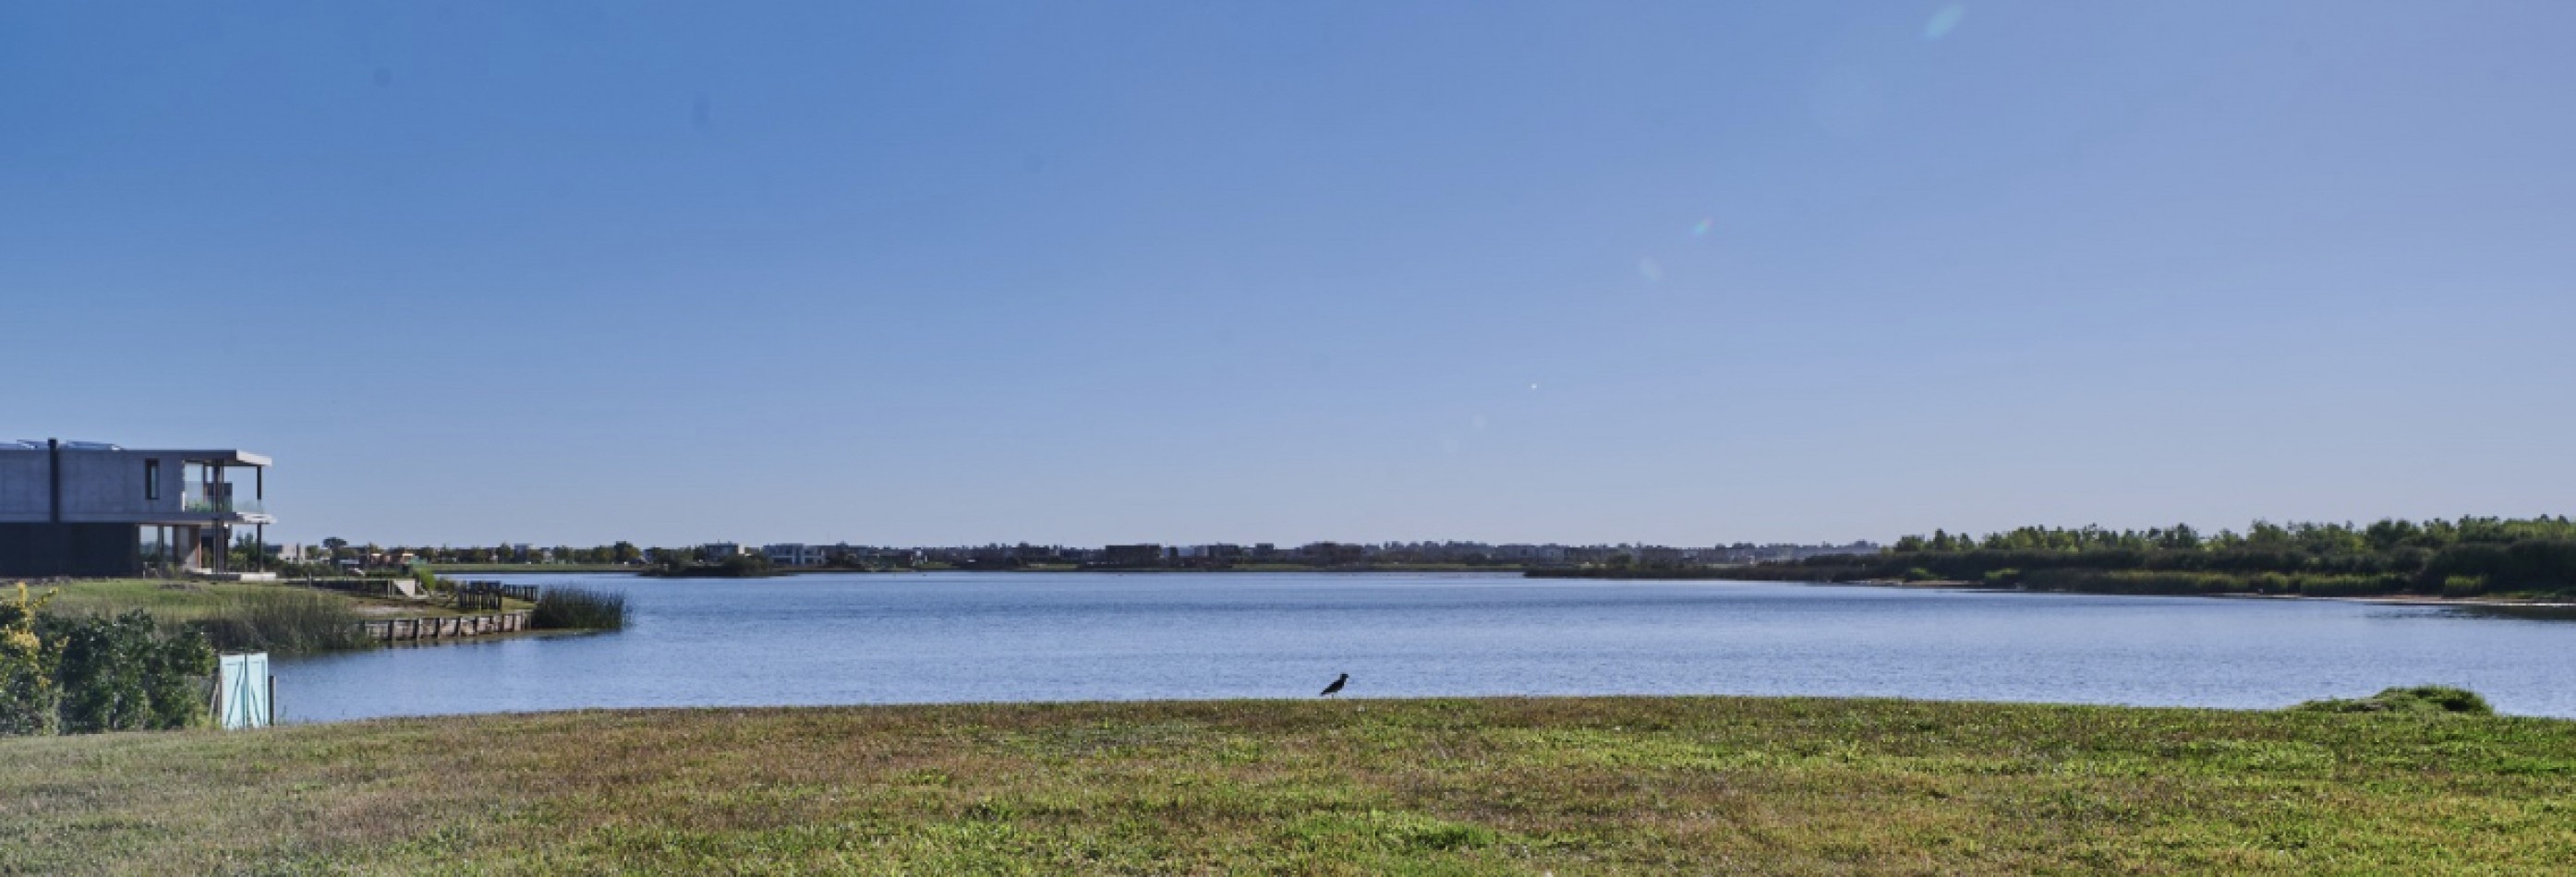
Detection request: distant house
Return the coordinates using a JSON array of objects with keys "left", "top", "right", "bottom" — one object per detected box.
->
[
  {"left": 0, "top": 438, "right": 277, "bottom": 579},
  {"left": 758, "top": 544, "right": 839, "bottom": 567}
]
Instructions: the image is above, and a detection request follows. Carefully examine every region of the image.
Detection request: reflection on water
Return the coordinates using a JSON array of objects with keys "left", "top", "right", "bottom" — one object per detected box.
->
[
  {"left": 274, "top": 572, "right": 2576, "bottom": 722},
  {"left": 2445, "top": 603, "right": 2576, "bottom": 623}
]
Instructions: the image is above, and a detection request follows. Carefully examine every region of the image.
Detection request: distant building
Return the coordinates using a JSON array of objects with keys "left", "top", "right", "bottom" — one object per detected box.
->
[
  {"left": 1101, "top": 544, "right": 1164, "bottom": 566},
  {"left": 1636, "top": 547, "right": 1687, "bottom": 565},
  {"left": 762, "top": 543, "right": 836, "bottom": 567},
  {"left": 1297, "top": 542, "right": 1369, "bottom": 564},
  {"left": 0, "top": 438, "right": 276, "bottom": 579},
  {"left": 701, "top": 542, "right": 751, "bottom": 559}
]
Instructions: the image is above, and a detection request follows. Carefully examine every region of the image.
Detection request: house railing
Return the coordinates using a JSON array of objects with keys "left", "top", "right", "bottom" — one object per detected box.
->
[{"left": 182, "top": 493, "right": 265, "bottom": 515}]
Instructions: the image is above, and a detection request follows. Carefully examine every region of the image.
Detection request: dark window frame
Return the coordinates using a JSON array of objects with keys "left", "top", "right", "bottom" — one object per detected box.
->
[{"left": 146, "top": 459, "right": 161, "bottom": 500}]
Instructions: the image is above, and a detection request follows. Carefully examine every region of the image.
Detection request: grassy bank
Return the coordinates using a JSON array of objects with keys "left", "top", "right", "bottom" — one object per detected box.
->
[
  {"left": 43, "top": 579, "right": 521, "bottom": 619},
  {"left": 41, "top": 578, "right": 429, "bottom": 621},
  {"left": 5, "top": 697, "right": 2572, "bottom": 873},
  {"left": 426, "top": 563, "right": 640, "bottom": 574},
  {"left": 37, "top": 580, "right": 534, "bottom": 654},
  {"left": 1534, "top": 565, "right": 2576, "bottom": 603}
]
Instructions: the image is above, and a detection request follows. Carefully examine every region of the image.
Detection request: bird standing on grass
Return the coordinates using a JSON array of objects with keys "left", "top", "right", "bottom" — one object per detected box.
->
[{"left": 1319, "top": 673, "right": 1348, "bottom": 697}]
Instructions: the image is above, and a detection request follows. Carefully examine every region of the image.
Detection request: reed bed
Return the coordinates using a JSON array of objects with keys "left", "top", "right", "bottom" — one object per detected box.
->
[
  {"left": 528, "top": 586, "right": 627, "bottom": 631},
  {"left": 192, "top": 586, "right": 373, "bottom": 654}
]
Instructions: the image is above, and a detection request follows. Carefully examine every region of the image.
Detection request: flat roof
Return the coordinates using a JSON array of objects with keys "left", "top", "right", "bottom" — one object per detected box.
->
[
  {"left": 0, "top": 446, "right": 271, "bottom": 466},
  {"left": 140, "top": 450, "right": 273, "bottom": 467}
]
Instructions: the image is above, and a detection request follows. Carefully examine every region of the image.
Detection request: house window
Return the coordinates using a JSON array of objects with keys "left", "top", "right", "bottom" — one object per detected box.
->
[{"left": 146, "top": 459, "right": 161, "bottom": 500}]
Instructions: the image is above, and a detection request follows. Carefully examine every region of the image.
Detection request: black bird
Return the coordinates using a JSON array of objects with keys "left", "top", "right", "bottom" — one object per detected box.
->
[{"left": 1319, "top": 673, "right": 1348, "bottom": 697}]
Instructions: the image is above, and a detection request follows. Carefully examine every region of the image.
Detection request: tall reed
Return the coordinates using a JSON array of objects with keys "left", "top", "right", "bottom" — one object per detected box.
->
[
  {"left": 197, "top": 587, "right": 372, "bottom": 654},
  {"left": 530, "top": 587, "right": 627, "bottom": 631}
]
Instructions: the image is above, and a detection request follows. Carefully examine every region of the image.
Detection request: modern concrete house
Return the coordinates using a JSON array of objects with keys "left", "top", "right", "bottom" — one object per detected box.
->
[
  {"left": 763, "top": 543, "right": 841, "bottom": 567},
  {"left": 0, "top": 438, "right": 276, "bottom": 579}
]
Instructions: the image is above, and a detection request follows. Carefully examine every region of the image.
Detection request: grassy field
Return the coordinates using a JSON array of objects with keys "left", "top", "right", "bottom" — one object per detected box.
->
[
  {"left": 30, "top": 576, "right": 412, "bottom": 617},
  {"left": 4, "top": 697, "right": 2572, "bottom": 873}
]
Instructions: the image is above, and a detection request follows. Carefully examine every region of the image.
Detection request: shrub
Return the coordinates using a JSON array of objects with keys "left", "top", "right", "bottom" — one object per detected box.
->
[
  {"left": 2025, "top": 570, "right": 2252, "bottom": 595},
  {"left": 4, "top": 584, "right": 217, "bottom": 737},
  {"left": 2292, "top": 686, "right": 2494, "bottom": 715},
  {"left": 2290, "top": 574, "right": 2403, "bottom": 597},
  {"left": 1, "top": 583, "right": 60, "bottom": 736},
  {"left": 42, "top": 611, "right": 214, "bottom": 733},
  {"left": 531, "top": 587, "right": 628, "bottom": 631}
]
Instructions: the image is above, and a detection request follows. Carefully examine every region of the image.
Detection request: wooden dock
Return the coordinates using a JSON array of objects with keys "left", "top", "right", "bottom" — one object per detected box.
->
[{"left": 358, "top": 610, "right": 536, "bottom": 643}]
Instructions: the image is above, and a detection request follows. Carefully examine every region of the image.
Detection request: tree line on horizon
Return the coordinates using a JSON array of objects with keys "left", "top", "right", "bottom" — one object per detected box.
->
[{"left": 1823, "top": 515, "right": 2576, "bottom": 597}]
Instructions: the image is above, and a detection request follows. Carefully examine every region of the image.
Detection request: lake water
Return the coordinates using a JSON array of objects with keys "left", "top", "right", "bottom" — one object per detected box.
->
[{"left": 274, "top": 571, "right": 2576, "bottom": 722}]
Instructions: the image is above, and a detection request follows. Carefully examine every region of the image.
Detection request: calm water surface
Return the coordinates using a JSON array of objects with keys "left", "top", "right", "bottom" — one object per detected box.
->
[{"left": 275, "top": 571, "right": 2576, "bottom": 722}]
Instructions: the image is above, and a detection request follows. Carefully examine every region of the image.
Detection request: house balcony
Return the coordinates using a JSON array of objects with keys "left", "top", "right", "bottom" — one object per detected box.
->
[
  {"left": 180, "top": 484, "right": 272, "bottom": 523},
  {"left": 182, "top": 496, "right": 265, "bottom": 515}
]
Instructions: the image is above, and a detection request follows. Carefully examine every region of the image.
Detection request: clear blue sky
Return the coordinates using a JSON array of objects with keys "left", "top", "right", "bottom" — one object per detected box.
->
[{"left": 6, "top": 2, "right": 2571, "bottom": 547}]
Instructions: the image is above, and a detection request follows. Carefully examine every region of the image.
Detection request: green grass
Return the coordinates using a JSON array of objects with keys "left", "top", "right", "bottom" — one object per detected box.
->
[
  {"left": 36, "top": 578, "right": 295, "bottom": 621},
  {"left": 40, "top": 579, "right": 504, "bottom": 621},
  {"left": 5, "top": 696, "right": 2573, "bottom": 873},
  {"left": 32, "top": 580, "right": 528, "bottom": 655},
  {"left": 2295, "top": 685, "right": 2497, "bottom": 715}
]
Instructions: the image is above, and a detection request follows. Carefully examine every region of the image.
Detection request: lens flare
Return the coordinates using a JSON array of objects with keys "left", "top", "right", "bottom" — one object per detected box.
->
[
  {"left": 1923, "top": 5, "right": 1966, "bottom": 41},
  {"left": 1690, "top": 218, "right": 1714, "bottom": 237}
]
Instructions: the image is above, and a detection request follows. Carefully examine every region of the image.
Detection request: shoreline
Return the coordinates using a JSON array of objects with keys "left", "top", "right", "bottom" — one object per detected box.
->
[
  {"left": 1821, "top": 576, "right": 2576, "bottom": 608},
  {"left": 431, "top": 566, "right": 2576, "bottom": 607},
  {"left": 1531, "top": 569, "right": 2576, "bottom": 608},
  {"left": 543, "top": 565, "right": 1539, "bottom": 578}
]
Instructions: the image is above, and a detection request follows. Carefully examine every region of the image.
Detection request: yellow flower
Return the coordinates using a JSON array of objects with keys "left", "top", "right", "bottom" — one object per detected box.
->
[{"left": 2, "top": 631, "right": 34, "bottom": 654}]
